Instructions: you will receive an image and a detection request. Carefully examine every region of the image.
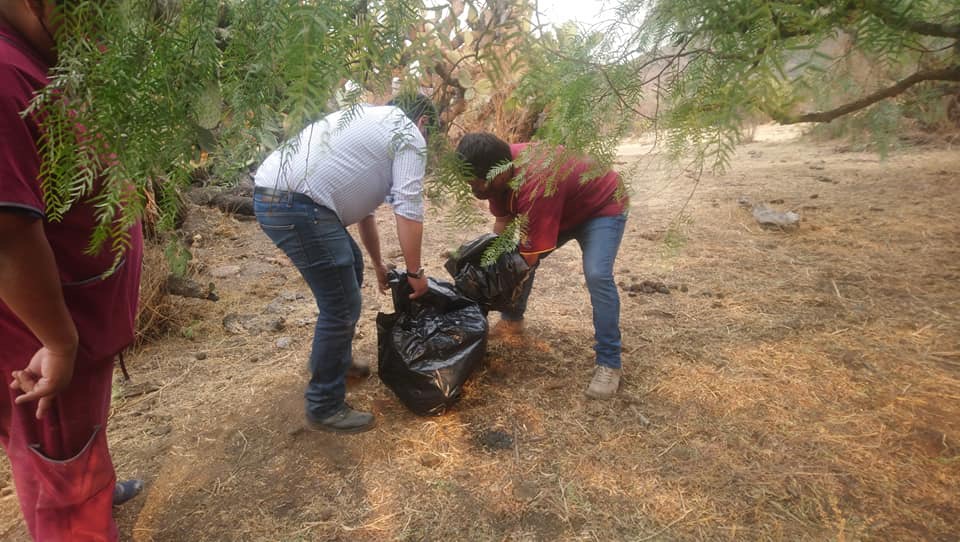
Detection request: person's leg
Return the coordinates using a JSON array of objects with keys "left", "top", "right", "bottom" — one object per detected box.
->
[
  {"left": 345, "top": 235, "right": 369, "bottom": 377},
  {"left": 255, "top": 193, "right": 368, "bottom": 429},
  {"left": 575, "top": 214, "right": 627, "bottom": 370},
  {"left": 0, "top": 354, "right": 119, "bottom": 542}
]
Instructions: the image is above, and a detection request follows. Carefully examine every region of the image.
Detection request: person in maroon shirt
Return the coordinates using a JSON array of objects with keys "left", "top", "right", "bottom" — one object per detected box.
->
[
  {"left": 456, "top": 132, "right": 629, "bottom": 399},
  {"left": 0, "top": 1, "right": 143, "bottom": 540}
]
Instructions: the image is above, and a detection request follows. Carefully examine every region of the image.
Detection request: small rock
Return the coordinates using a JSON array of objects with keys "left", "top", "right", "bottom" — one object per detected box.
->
[
  {"left": 315, "top": 508, "right": 335, "bottom": 522},
  {"left": 768, "top": 198, "right": 784, "bottom": 204},
  {"left": 194, "top": 352, "right": 208, "bottom": 360},
  {"left": 679, "top": 284, "right": 689, "bottom": 293},
  {"left": 276, "top": 337, "right": 293, "bottom": 349},
  {"left": 810, "top": 194, "right": 819, "bottom": 199},
  {"left": 147, "top": 425, "right": 172, "bottom": 437},
  {"left": 222, "top": 313, "right": 247, "bottom": 334},
  {"left": 164, "top": 275, "right": 211, "bottom": 300},
  {"left": 262, "top": 317, "right": 285, "bottom": 333},
  {"left": 419, "top": 453, "right": 443, "bottom": 468},
  {"left": 635, "top": 411, "right": 653, "bottom": 427},
  {"left": 120, "top": 382, "right": 160, "bottom": 399},
  {"left": 815, "top": 175, "right": 834, "bottom": 183},
  {"left": 248, "top": 356, "right": 260, "bottom": 363},
  {"left": 513, "top": 481, "right": 540, "bottom": 501},
  {"left": 752, "top": 204, "right": 800, "bottom": 228},
  {"left": 210, "top": 265, "right": 242, "bottom": 278}
]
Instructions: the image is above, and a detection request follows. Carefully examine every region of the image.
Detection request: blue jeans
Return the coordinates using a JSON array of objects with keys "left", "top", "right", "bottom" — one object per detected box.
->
[
  {"left": 502, "top": 213, "right": 627, "bottom": 369},
  {"left": 253, "top": 188, "right": 363, "bottom": 420}
]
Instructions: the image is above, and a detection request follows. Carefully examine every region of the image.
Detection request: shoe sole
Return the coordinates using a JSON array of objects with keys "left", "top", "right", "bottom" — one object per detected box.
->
[{"left": 305, "top": 420, "right": 376, "bottom": 434}]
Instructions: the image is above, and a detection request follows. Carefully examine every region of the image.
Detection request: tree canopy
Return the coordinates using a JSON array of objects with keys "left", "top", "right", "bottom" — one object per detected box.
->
[{"left": 31, "top": 0, "right": 959, "bottom": 251}]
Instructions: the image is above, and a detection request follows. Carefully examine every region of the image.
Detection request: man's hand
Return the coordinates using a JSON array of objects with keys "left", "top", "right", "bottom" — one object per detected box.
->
[
  {"left": 407, "top": 275, "right": 428, "bottom": 299},
  {"left": 374, "top": 262, "right": 391, "bottom": 293},
  {"left": 10, "top": 345, "right": 77, "bottom": 419}
]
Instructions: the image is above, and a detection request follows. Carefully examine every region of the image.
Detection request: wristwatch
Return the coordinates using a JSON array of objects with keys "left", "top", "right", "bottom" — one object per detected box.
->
[{"left": 407, "top": 267, "right": 426, "bottom": 279}]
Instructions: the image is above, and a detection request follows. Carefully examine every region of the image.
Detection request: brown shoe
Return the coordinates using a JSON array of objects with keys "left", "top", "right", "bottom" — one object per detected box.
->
[
  {"left": 585, "top": 366, "right": 621, "bottom": 400},
  {"left": 489, "top": 319, "right": 524, "bottom": 339}
]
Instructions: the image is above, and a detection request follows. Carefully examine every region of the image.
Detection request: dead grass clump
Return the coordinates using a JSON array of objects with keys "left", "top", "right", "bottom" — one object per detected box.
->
[{"left": 135, "top": 242, "right": 186, "bottom": 344}]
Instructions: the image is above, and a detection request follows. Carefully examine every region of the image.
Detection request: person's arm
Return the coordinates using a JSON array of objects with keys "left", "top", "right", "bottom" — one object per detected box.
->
[
  {"left": 357, "top": 214, "right": 390, "bottom": 293},
  {"left": 395, "top": 214, "right": 428, "bottom": 298},
  {"left": 0, "top": 213, "right": 77, "bottom": 419},
  {"left": 493, "top": 216, "right": 512, "bottom": 235}
]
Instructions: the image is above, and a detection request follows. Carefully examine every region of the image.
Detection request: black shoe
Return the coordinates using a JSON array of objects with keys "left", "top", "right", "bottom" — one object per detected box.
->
[
  {"left": 306, "top": 405, "right": 375, "bottom": 434},
  {"left": 346, "top": 360, "right": 371, "bottom": 379},
  {"left": 113, "top": 479, "right": 144, "bottom": 506}
]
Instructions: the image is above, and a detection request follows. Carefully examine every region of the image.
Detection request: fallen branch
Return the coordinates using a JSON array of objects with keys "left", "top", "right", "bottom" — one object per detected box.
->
[{"left": 774, "top": 65, "right": 960, "bottom": 124}]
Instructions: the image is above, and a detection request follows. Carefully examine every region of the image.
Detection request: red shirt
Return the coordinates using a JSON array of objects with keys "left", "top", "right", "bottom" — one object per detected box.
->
[
  {"left": 0, "top": 23, "right": 143, "bottom": 363},
  {"left": 489, "top": 143, "right": 627, "bottom": 255}
]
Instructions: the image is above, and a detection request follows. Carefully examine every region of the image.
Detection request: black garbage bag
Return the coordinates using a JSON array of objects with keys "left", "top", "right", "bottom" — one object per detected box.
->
[
  {"left": 444, "top": 233, "right": 531, "bottom": 313},
  {"left": 377, "top": 271, "right": 488, "bottom": 416}
]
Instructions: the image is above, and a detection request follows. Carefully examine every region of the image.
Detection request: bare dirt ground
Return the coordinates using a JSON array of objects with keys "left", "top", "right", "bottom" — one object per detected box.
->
[{"left": 1, "top": 126, "right": 958, "bottom": 541}]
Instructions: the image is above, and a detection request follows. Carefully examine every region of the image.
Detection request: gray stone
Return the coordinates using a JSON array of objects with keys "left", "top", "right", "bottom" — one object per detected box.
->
[{"left": 210, "top": 265, "right": 242, "bottom": 278}]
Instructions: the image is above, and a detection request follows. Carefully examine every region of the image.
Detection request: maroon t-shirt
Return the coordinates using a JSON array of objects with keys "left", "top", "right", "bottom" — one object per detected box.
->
[
  {"left": 489, "top": 143, "right": 627, "bottom": 255},
  {"left": 0, "top": 24, "right": 143, "bottom": 363}
]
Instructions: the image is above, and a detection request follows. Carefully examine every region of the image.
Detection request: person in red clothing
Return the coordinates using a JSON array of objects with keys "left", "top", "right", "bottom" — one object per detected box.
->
[
  {"left": 0, "top": 1, "right": 143, "bottom": 540},
  {"left": 456, "top": 132, "right": 629, "bottom": 399}
]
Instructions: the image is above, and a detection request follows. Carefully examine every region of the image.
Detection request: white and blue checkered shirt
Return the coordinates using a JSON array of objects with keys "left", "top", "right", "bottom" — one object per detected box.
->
[{"left": 253, "top": 105, "right": 426, "bottom": 226}]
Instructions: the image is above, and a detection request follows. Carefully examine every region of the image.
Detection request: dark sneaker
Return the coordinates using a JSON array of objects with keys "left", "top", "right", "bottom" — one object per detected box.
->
[
  {"left": 306, "top": 404, "right": 375, "bottom": 434},
  {"left": 113, "top": 479, "right": 144, "bottom": 506},
  {"left": 346, "top": 359, "right": 371, "bottom": 379}
]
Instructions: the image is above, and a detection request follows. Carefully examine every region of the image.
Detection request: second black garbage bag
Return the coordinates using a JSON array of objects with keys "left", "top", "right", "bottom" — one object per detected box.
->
[
  {"left": 444, "top": 233, "right": 531, "bottom": 313},
  {"left": 377, "top": 271, "right": 488, "bottom": 416}
]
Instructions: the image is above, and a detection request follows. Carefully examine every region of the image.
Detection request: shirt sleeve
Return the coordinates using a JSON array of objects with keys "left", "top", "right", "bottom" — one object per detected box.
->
[
  {"left": 388, "top": 126, "right": 426, "bottom": 223},
  {"left": 0, "top": 66, "right": 44, "bottom": 217}
]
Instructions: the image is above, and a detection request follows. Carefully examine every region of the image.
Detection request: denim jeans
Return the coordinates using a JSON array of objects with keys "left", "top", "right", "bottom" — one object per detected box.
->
[
  {"left": 502, "top": 213, "right": 628, "bottom": 369},
  {"left": 253, "top": 188, "right": 363, "bottom": 420}
]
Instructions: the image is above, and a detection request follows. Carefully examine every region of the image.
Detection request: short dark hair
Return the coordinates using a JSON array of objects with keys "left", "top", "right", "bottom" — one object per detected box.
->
[
  {"left": 455, "top": 132, "right": 512, "bottom": 181},
  {"left": 387, "top": 93, "right": 439, "bottom": 136}
]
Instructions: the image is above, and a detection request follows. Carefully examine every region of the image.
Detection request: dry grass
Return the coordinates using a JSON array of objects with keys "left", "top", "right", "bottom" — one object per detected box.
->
[
  {"left": 135, "top": 242, "right": 183, "bottom": 344},
  {"left": 0, "top": 128, "right": 957, "bottom": 541}
]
